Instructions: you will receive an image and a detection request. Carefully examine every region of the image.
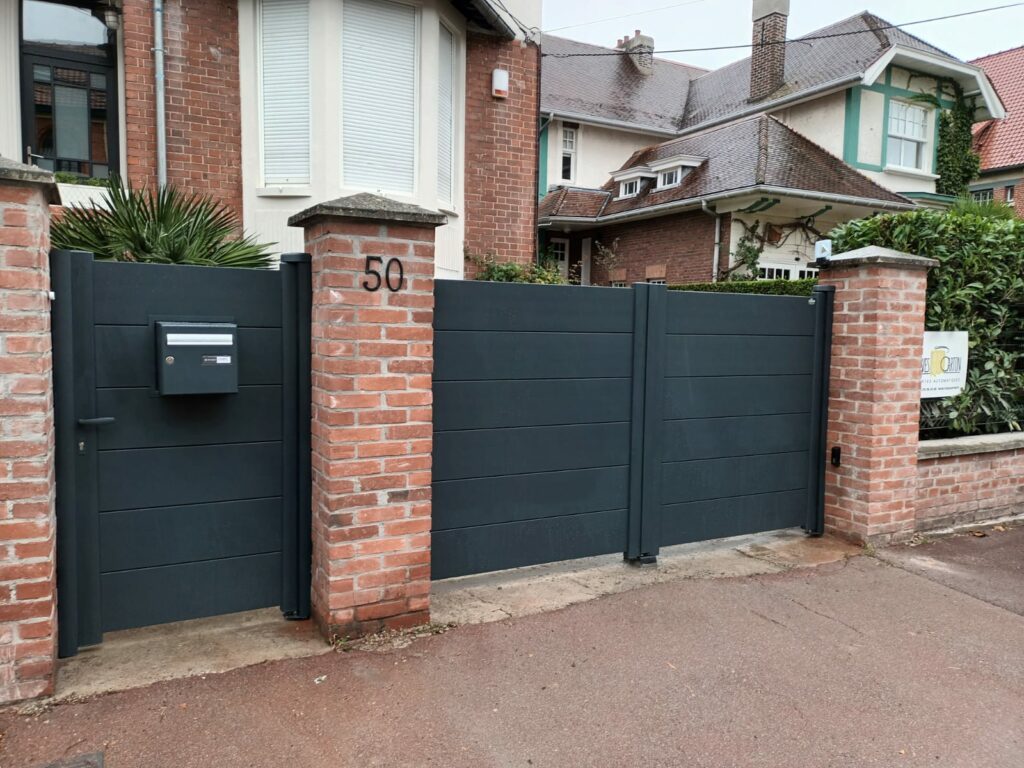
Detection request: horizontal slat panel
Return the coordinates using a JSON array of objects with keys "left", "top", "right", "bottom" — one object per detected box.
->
[
  {"left": 101, "top": 553, "right": 282, "bottom": 631},
  {"left": 100, "top": 498, "right": 282, "bottom": 572},
  {"left": 665, "top": 335, "right": 814, "bottom": 377},
  {"left": 96, "top": 386, "right": 282, "bottom": 450},
  {"left": 434, "top": 281, "right": 634, "bottom": 333},
  {"left": 434, "top": 379, "right": 631, "bottom": 431},
  {"left": 433, "top": 466, "right": 629, "bottom": 530},
  {"left": 92, "top": 261, "right": 281, "bottom": 327},
  {"left": 97, "top": 442, "right": 282, "bottom": 511},
  {"left": 661, "top": 414, "right": 810, "bottom": 462},
  {"left": 659, "top": 491, "right": 806, "bottom": 548},
  {"left": 664, "top": 375, "right": 810, "bottom": 419},
  {"left": 432, "top": 509, "right": 628, "bottom": 580},
  {"left": 661, "top": 451, "right": 807, "bottom": 505},
  {"left": 666, "top": 291, "right": 814, "bottom": 336},
  {"left": 435, "top": 332, "right": 632, "bottom": 381},
  {"left": 433, "top": 423, "right": 629, "bottom": 482},
  {"left": 95, "top": 327, "right": 282, "bottom": 388}
]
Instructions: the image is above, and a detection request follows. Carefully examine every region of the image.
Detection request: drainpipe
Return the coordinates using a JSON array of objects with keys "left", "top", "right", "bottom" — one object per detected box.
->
[
  {"left": 153, "top": 0, "right": 167, "bottom": 189},
  {"left": 701, "top": 200, "right": 722, "bottom": 282}
]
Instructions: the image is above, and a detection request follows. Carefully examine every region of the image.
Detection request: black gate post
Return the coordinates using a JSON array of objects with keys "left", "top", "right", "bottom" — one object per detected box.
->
[
  {"left": 626, "top": 283, "right": 667, "bottom": 563},
  {"left": 280, "top": 253, "right": 312, "bottom": 619},
  {"left": 805, "top": 284, "right": 834, "bottom": 536}
]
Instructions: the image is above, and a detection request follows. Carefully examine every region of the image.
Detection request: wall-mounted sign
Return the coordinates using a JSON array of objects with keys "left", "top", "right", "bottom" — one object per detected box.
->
[{"left": 921, "top": 331, "right": 968, "bottom": 399}]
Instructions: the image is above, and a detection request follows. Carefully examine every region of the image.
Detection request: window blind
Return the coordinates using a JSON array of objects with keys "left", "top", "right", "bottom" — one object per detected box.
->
[
  {"left": 260, "top": 0, "right": 311, "bottom": 185},
  {"left": 437, "top": 23, "right": 455, "bottom": 204},
  {"left": 342, "top": 0, "right": 417, "bottom": 194}
]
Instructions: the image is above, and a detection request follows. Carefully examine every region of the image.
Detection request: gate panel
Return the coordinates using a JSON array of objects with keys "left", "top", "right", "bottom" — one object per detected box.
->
[
  {"left": 654, "top": 291, "right": 818, "bottom": 549},
  {"left": 432, "top": 281, "right": 635, "bottom": 579},
  {"left": 52, "top": 252, "right": 311, "bottom": 656}
]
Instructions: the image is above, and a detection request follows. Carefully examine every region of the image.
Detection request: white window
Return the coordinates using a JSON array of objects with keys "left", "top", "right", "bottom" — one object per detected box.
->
[
  {"left": 971, "top": 188, "right": 994, "bottom": 202},
  {"left": 342, "top": 0, "right": 417, "bottom": 194},
  {"left": 619, "top": 179, "right": 639, "bottom": 198},
  {"left": 1005, "top": 185, "right": 1015, "bottom": 204},
  {"left": 758, "top": 264, "right": 819, "bottom": 280},
  {"left": 259, "top": 0, "right": 311, "bottom": 185},
  {"left": 887, "top": 100, "right": 929, "bottom": 170},
  {"left": 549, "top": 238, "right": 569, "bottom": 279},
  {"left": 658, "top": 168, "right": 680, "bottom": 189},
  {"left": 611, "top": 281, "right": 627, "bottom": 288},
  {"left": 437, "top": 22, "right": 455, "bottom": 205},
  {"left": 647, "top": 279, "right": 667, "bottom": 285},
  {"left": 561, "top": 126, "right": 576, "bottom": 182}
]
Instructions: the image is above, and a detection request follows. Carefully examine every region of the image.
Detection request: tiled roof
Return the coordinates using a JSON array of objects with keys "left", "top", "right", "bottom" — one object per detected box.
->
[
  {"left": 971, "top": 46, "right": 1024, "bottom": 172},
  {"left": 540, "top": 115, "right": 912, "bottom": 221},
  {"left": 540, "top": 35, "right": 705, "bottom": 133},
  {"left": 681, "top": 12, "right": 956, "bottom": 131}
]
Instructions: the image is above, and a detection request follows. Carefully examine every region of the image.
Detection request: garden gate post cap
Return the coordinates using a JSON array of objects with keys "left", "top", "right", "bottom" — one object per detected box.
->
[
  {"left": 0, "top": 156, "right": 59, "bottom": 203},
  {"left": 288, "top": 193, "right": 447, "bottom": 229},
  {"left": 823, "top": 245, "right": 938, "bottom": 270}
]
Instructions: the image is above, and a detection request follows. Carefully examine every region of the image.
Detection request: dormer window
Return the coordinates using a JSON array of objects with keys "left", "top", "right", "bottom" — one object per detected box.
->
[
  {"left": 657, "top": 168, "right": 680, "bottom": 189},
  {"left": 619, "top": 179, "right": 639, "bottom": 199}
]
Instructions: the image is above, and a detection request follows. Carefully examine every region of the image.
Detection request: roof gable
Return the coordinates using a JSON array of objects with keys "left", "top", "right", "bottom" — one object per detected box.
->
[{"left": 971, "top": 46, "right": 1024, "bottom": 172}]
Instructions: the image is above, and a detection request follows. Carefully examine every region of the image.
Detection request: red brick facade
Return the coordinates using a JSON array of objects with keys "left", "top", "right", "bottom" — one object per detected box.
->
[
  {"left": 917, "top": 444, "right": 1024, "bottom": 530},
  {"left": 464, "top": 33, "right": 540, "bottom": 273},
  {"left": 121, "top": 0, "right": 243, "bottom": 215},
  {"left": 0, "top": 168, "right": 57, "bottom": 705},
  {"left": 293, "top": 199, "right": 441, "bottom": 640},
  {"left": 990, "top": 180, "right": 1024, "bottom": 218},
  {"left": 561, "top": 210, "right": 729, "bottom": 286},
  {"left": 818, "top": 250, "right": 934, "bottom": 543}
]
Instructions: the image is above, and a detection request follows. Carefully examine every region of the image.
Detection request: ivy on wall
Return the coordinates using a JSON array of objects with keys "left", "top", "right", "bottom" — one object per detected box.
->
[{"left": 917, "top": 83, "right": 981, "bottom": 198}]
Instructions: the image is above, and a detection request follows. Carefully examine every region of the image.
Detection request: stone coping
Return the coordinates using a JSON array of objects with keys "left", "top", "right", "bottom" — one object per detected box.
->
[
  {"left": 288, "top": 192, "right": 446, "bottom": 228},
  {"left": 0, "top": 156, "right": 60, "bottom": 202},
  {"left": 824, "top": 245, "right": 938, "bottom": 270},
  {"left": 918, "top": 431, "right": 1024, "bottom": 459}
]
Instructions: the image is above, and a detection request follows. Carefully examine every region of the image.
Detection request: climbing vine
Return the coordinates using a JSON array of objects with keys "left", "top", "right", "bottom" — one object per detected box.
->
[{"left": 916, "top": 83, "right": 981, "bottom": 198}]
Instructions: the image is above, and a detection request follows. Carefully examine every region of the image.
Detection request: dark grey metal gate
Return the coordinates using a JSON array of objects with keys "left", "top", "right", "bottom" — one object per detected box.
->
[
  {"left": 432, "top": 281, "right": 832, "bottom": 580},
  {"left": 51, "top": 251, "right": 312, "bottom": 657}
]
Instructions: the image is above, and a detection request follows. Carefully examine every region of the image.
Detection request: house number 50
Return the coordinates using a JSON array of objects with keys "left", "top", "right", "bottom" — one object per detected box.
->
[{"left": 362, "top": 256, "right": 404, "bottom": 292}]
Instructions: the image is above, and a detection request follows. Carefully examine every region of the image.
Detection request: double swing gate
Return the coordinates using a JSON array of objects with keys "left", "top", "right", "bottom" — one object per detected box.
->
[
  {"left": 51, "top": 251, "right": 312, "bottom": 656},
  {"left": 431, "top": 280, "right": 833, "bottom": 580}
]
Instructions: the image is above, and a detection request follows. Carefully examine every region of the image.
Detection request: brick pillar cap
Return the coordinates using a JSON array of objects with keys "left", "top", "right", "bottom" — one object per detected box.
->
[
  {"left": 288, "top": 192, "right": 447, "bottom": 229},
  {"left": 824, "top": 245, "right": 938, "bottom": 270},
  {"left": 0, "top": 156, "right": 59, "bottom": 202}
]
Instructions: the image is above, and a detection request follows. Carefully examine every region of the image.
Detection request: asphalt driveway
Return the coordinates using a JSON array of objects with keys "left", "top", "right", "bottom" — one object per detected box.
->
[{"left": 4, "top": 530, "right": 1024, "bottom": 768}]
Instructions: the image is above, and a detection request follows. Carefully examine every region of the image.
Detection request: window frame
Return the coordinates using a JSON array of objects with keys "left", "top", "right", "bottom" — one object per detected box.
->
[
  {"left": 657, "top": 168, "right": 680, "bottom": 190},
  {"left": 886, "top": 99, "right": 930, "bottom": 171},
  {"left": 1005, "top": 185, "right": 1015, "bottom": 204},
  {"left": 618, "top": 179, "right": 639, "bottom": 199},
  {"left": 19, "top": 1, "right": 121, "bottom": 180},
  {"left": 548, "top": 237, "right": 569, "bottom": 279},
  {"left": 560, "top": 125, "right": 576, "bottom": 183},
  {"left": 971, "top": 188, "right": 994, "bottom": 203}
]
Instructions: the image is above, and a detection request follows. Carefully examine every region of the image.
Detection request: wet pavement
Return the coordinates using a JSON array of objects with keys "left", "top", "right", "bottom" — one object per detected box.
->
[{"left": 3, "top": 539, "right": 1024, "bottom": 768}]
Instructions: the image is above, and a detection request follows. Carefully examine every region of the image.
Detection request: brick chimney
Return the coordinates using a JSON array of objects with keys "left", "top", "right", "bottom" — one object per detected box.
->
[
  {"left": 618, "top": 29, "right": 654, "bottom": 76},
  {"left": 749, "top": 0, "right": 789, "bottom": 101}
]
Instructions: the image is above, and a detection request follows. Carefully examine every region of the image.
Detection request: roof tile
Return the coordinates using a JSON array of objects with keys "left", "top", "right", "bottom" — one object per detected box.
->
[{"left": 971, "top": 46, "right": 1024, "bottom": 172}]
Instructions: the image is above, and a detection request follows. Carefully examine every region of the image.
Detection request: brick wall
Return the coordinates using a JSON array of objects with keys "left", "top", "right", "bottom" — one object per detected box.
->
[
  {"left": 464, "top": 33, "right": 539, "bottom": 273},
  {"left": 583, "top": 210, "right": 729, "bottom": 285},
  {"left": 992, "top": 180, "right": 1024, "bottom": 218},
  {"left": 917, "top": 442, "right": 1024, "bottom": 530},
  {"left": 749, "top": 7, "right": 788, "bottom": 101},
  {"left": 0, "top": 168, "right": 57, "bottom": 704},
  {"left": 292, "top": 196, "right": 442, "bottom": 639},
  {"left": 122, "top": 0, "right": 243, "bottom": 215},
  {"left": 818, "top": 250, "right": 933, "bottom": 543}
]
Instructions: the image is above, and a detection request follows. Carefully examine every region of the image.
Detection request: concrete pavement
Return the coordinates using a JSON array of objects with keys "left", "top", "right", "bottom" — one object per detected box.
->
[{"left": 3, "top": 544, "right": 1024, "bottom": 768}]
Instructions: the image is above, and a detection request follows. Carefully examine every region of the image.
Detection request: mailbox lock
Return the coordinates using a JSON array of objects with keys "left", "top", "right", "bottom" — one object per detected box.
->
[{"left": 165, "top": 355, "right": 175, "bottom": 365}]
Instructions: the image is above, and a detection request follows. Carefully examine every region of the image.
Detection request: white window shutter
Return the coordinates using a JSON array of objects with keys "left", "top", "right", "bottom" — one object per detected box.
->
[
  {"left": 437, "top": 23, "right": 455, "bottom": 204},
  {"left": 342, "top": 0, "right": 417, "bottom": 194},
  {"left": 260, "top": 0, "right": 311, "bottom": 186}
]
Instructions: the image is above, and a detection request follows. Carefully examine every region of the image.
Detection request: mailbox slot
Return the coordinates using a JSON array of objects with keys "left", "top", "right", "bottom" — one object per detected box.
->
[{"left": 156, "top": 321, "right": 238, "bottom": 395}]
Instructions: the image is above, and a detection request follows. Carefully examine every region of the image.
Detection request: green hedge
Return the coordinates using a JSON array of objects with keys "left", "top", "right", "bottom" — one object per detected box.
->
[
  {"left": 831, "top": 208, "right": 1024, "bottom": 437},
  {"left": 669, "top": 278, "right": 816, "bottom": 297}
]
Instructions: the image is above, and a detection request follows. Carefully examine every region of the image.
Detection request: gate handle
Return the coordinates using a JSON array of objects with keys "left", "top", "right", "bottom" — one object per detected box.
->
[{"left": 77, "top": 417, "right": 116, "bottom": 427}]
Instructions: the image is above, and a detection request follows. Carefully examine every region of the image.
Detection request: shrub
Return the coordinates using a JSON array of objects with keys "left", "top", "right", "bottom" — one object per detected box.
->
[
  {"left": 830, "top": 208, "right": 1024, "bottom": 437},
  {"left": 670, "top": 278, "right": 816, "bottom": 297},
  {"left": 470, "top": 251, "right": 566, "bottom": 284},
  {"left": 51, "top": 176, "right": 275, "bottom": 268}
]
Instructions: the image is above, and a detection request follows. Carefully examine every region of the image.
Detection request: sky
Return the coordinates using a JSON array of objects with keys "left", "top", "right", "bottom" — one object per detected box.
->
[{"left": 540, "top": 0, "right": 1024, "bottom": 70}]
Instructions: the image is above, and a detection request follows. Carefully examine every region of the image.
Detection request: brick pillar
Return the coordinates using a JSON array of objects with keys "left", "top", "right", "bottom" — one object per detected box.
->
[
  {"left": 290, "top": 193, "right": 444, "bottom": 639},
  {"left": 818, "top": 246, "right": 937, "bottom": 544},
  {"left": 0, "top": 160, "right": 59, "bottom": 703}
]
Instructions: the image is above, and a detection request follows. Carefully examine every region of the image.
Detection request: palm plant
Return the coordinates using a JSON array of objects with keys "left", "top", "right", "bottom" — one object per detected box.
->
[{"left": 51, "top": 176, "right": 275, "bottom": 268}]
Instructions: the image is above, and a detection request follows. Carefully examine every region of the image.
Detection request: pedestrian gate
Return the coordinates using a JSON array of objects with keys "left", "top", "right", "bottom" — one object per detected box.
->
[
  {"left": 51, "top": 251, "right": 311, "bottom": 657},
  {"left": 431, "top": 281, "right": 832, "bottom": 579}
]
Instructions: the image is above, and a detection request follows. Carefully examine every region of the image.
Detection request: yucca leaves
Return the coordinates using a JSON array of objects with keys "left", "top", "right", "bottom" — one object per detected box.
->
[{"left": 51, "top": 176, "right": 275, "bottom": 269}]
